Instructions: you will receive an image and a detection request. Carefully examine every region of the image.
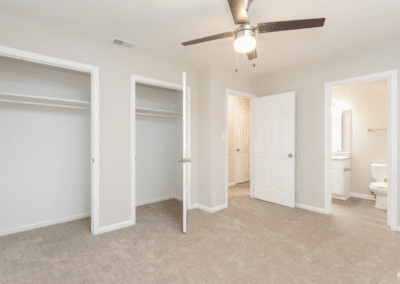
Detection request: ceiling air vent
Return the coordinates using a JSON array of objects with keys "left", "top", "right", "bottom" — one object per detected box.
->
[{"left": 113, "top": 38, "right": 136, "bottom": 48}]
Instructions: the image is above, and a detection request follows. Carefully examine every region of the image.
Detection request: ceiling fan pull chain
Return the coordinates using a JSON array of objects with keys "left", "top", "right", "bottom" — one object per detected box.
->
[{"left": 235, "top": 51, "right": 238, "bottom": 72}]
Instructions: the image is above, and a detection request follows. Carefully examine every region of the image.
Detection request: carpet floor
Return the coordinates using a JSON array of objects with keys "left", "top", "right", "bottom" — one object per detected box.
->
[{"left": 1, "top": 194, "right": 400, "bottom": 283}]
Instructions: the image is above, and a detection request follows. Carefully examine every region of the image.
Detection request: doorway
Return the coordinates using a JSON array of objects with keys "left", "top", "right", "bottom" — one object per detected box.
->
[
  {"left": 225, "top": 89, "right": 256, "bottom": 205},
  {"left": 131, "top": 74, "right": 191, "bottom": 233},
  {"left": 325, "top": 70, "right": 398, "bottom": 231}
]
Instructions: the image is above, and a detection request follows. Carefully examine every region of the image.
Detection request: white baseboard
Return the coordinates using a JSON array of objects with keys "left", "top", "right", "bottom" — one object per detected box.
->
[
  {"left": 350, "top": 192, "right": 376, "bottom": 201},
  {"left": 0, "top": 212, "right": 91, "bottom": 237},
  {"left": 228, "top": 182, "right": 236, "bottom": 187},
  {"left": 191, "top": 203, "right": 228, "bottom": 213},
  {"left": 98, "top": 219, "right": 135, "bottom": 234},
  {"left": 136, "top": 196, "right": 176, "bottom": 206},
  {"left": 296, "top": 203, "right": 327, "bottom": 214},
  {"left": 172, "top": 195, "right": 183, "bottom": 201},
  {"left": 332, "top": 194, "right": 350, "bottom": 201},
  {"left": 188, "top": 203, "right": 199, "bottom": 210}
]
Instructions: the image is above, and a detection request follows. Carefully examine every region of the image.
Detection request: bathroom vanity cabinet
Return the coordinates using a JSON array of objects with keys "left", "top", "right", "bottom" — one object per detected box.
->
[{"left": 332, "top": 158, "right": 351, "bottom": 200}]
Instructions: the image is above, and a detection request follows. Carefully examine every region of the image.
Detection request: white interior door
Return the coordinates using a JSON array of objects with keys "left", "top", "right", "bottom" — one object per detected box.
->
[
  {"left": 233, "top": 105, "right": 250, "bottom": 184},
  {"left": 253, "top": 92, "right": 296, "bottom": 208},
  {"left": 182, "top": 72, "right": 188, "bottom": 233}
]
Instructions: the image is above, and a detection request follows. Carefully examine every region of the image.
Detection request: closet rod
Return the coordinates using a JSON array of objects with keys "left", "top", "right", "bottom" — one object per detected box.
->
[
  {"left": 136, "top": 112, "right": 181, "bottom": 118},
  {"left": 0, "top": 98, "right": 91, "bottom": 110}
]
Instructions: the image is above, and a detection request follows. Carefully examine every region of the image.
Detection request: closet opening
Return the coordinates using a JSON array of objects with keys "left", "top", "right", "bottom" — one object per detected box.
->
[
  {"left": 0, "top": 49, "right": 100, "bottom": 237},
  {"left": 132, "top": 75, "right": 191, "bottom": 234}
]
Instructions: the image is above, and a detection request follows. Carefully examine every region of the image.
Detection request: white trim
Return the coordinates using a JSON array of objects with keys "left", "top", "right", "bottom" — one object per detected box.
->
[
  {"left": 0, "top": 212, "right": 90, "bottom": 237},
  {"left": 188, "top": 203, "right": 199, "bottom": 210},
  {"left": 324, "top": 70, "right": 398, "bottom": 231},
  {"left": 136, "top": 196, "right": 177, "bottom": 206},
  {"left": 187, "top": 203, "right": 228, "bottom": 213},
  {"left": 198, "top": 203, "right": 228, "bottom": 213},
  {"left": 131, "top": 75, "right": 192, "bottom": 227},
  {"left": 332, "top": 194, "right": 350, "bottom": 201},
  {"left": 0, "top": 45, "right": 100, "bottom": 235},
  {"left": 296, "top": 203, "right": 326, "bottom": 214},
  {"left": 350, "top": 192, "right": 376, "bottom": 201},
  {"left": 173, "top": 196, "right": 183, "bottom": 201},
  {"left": 228, "top": 182, "right": 237, "bottom": 187},
  {"left": 97, "top": 220, "right": 135, "bottom": 234},
  {"left": 225, "top": 89, "right": 257, "bottom": 207}
]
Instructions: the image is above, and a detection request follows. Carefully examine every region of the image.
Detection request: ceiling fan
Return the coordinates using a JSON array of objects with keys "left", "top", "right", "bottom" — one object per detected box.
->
[{"left": 181, "top": 0, "right": 325, "bottom": 62}]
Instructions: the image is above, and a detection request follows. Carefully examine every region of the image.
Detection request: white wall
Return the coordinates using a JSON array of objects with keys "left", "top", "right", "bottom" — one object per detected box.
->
[
  {"left": 0, "top": 12, "right": 199, "bottom": 228},
  {"left": 0, "top": 56, "right": 91, "bottom": 234},
  {"left": 333, "top": 79, "right": 388, "bottom": 197},
  {"left": 251, "top": 38, "right": 400, "bottom": 227}
]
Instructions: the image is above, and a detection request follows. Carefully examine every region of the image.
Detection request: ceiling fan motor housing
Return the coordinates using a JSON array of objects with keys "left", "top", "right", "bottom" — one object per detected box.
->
[{"left": 234, "top": 24, "right": 256, "bottom": 39}]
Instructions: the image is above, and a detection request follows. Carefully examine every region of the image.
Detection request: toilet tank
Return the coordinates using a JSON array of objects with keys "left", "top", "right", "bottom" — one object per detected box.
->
[{"left": 371, "top": 164, "right": 387, "bottom": 182}]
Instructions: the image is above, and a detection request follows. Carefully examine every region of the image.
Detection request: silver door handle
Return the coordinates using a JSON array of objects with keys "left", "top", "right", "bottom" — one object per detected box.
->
[
  {"left": 178, "top": 159, "right": 183, "bottom": 163},
  {"left": 288, "top": 153, "right": 293, "bottom": 158},
  {"left": 186, "top": 158, "right": 191, "bottom": 163}
]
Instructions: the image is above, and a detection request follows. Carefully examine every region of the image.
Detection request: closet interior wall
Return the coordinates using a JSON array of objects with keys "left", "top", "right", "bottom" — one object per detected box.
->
[
  {"left": 135, "top": 83, "right": 183, "bottom": 206},
  {"left": 0, "top": 56, "right": 91, "bottom": 235}
]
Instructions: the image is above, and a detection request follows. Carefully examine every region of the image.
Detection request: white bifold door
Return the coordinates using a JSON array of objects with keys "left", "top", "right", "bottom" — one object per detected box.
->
[
  {"left": 252, "top": 92, "right": 296, "bottom": 208},
  {"left": 182, "top": 72, "right": 188, "bottom": 233}
]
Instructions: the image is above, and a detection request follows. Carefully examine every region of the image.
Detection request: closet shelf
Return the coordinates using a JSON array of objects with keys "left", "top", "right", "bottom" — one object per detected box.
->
[
  {"left": 0, "top": 92, "right": 91, "bottom": 110},
  {"left": 135, "top": 107, "right": 182, "bottom": 117}
]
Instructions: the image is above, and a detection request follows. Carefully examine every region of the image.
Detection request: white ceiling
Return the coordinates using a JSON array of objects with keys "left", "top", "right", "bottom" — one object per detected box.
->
[{"left": 1, "top": 0, "right": 400, "bottom": 75}]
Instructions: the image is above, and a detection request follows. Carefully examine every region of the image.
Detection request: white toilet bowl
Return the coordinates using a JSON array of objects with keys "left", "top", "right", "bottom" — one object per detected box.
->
[
  {"left": 370, "top": 182, "right": 387, "bottom": 210},
  {"left": 370, "top": 164, "right": 388, "bottom": 210}
]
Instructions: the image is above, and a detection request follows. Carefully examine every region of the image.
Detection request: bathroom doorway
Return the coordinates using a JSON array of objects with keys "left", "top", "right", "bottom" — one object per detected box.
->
[
  {"left": 324, "top": 70, "right": 398, "bottom": 231},
  {"left": 225, "top": 90, "right": 256, "bottom": 205}
]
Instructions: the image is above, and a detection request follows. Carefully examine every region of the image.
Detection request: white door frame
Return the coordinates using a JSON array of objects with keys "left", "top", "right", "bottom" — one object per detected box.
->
[
  {"left": 0, "top": 45, "right": 101, "bottom": 235},
  {"left": 131, "top": 75, "right": 191, "bottom": 224},
  {"left": 225, "top": 89, "right": 257, "bottom": 206},
  {"left": 324, "top": 70, "right": 398, "bottom": 231}
]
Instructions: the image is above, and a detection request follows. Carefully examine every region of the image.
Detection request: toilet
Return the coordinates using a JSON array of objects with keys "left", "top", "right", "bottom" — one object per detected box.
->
[{"left": 369, "top": 164, "right": 388, "bottom": 210}]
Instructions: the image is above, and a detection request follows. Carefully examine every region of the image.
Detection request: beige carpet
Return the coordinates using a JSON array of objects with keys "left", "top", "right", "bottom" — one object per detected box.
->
[
  {"left": 1, "top": 195, "right": 400, "bottom": 283},
  {"left": 228, "top": 182, "right": 250, "bottom": 197}
]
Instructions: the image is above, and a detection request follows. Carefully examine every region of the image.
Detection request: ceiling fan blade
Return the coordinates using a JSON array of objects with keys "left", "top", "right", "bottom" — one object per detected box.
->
[
  {"left": 257, "top": 18, "right": 326, "bottom": 34},
  {"left": 181, "top": 32, "right": 233, "bottom": 46},
  {"left": 247, "top": 49, "right": 257, "bottom": 60},
  {"left": 227, "top": 0, "right": 249, "bottom": 24}
]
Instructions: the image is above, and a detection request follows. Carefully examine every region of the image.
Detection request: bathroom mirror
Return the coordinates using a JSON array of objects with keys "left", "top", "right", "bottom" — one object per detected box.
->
[{"left": 332, "top": 106, "right": 352, "bottom": 154}]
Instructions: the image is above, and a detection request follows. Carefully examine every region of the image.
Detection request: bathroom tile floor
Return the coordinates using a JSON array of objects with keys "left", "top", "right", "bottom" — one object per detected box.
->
[{"left": 332, "top": 197, "right": 388, "bottom": 229}]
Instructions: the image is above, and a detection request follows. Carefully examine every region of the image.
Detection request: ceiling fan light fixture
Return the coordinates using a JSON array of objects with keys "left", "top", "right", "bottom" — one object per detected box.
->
[{"left": 234, "top": 25, "right": 256, "bottom": 54}]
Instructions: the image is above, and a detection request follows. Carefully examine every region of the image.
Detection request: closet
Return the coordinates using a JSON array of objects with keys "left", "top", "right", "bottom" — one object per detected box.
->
[
  {"left": 133, "top": 75, "right": 189, "bottom": 233},
  {"left": 0, "top": 55, "right": 92, "bottom": 236}
]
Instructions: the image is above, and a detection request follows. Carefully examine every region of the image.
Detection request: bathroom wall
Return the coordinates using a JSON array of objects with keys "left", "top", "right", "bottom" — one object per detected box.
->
[{"left": 332, "top": 79, "right": 388, "bottom": 197}]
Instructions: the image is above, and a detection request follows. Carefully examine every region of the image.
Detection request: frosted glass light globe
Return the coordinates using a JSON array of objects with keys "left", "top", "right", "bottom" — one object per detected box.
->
[{"left": 234, "top": 35, "right": 256, "bottom": 53}]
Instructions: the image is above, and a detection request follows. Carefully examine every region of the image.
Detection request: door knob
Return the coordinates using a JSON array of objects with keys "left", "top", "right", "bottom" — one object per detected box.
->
[
  {"left": 288, "top": 153, "right": 293, "bottom": 158},
  {"left": 237, "top": 149, "right": 240, "bottom": 151},
  {"left": 186, "top": 158, "right": 191, "bottom": 163},
  {"left": 178, "top": 159, "right": 183, "bottom": 163}
]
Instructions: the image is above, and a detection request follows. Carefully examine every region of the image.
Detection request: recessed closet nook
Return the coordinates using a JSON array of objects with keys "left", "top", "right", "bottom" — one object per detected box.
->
[
  {"left": 0, "top": 55, "right": 92, "bottom": 236},
  {"left": 134, "top": 79, "right": 188, "bottom": 233}
]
